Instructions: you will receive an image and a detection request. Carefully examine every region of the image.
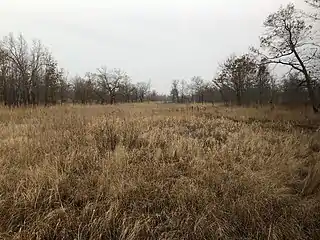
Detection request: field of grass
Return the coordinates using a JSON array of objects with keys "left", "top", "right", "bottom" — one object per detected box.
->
[{"left": 0, "top": 103, "right": 320, "bottom": 239}]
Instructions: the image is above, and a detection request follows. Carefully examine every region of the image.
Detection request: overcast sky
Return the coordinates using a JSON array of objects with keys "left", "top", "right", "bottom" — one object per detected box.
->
[{"left": 0, "top": 0, "right": 308, "bottom": 93}]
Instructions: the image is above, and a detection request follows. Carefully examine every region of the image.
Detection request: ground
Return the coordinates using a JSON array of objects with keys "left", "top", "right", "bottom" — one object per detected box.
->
[{"left": 0, "top": 103, "right": 320, "bottom": 239}]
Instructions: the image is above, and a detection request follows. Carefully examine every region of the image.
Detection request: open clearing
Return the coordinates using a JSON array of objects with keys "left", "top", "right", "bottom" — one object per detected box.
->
[{"left": 0, "top": 104, "right": 320, "bottom": 239}]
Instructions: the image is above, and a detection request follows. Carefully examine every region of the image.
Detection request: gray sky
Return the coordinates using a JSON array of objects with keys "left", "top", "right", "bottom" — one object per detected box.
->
[{"left": 0, "top": 0, "right": 307, "bottom": 93}]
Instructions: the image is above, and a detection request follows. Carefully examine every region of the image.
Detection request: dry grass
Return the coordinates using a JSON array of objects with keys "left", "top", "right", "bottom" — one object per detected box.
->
[{"left": 0, "top": 103, "right": 320, "bottom": 239}]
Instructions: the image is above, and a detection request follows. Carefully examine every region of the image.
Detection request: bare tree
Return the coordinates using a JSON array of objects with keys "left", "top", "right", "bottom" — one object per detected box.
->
[
  {"left": 0, "top": 33, "right": 64, "bottom": 107},
  {"left": 120, "top": 77, "right": 135, "bottom": 102},
  {"left": 179, "top": 79, "right": 188, "bottom": 103},
  {"left": 96, "top": 67, "right": 128, "bottom": 104},
  {"left": 57, "top": 69, "right": 70, "bottom": 105},
  {"left": 255, "top": 60, "right": 273, "bottom": 105},
  {"left": 71, "top": 73, "right": 96, "bottom": 104},
  {"left": 0, "top": 46, "right": 9, "bottom": 105},
  {"left": 29, "top": 39, "right": 45, "bottom": 105},
  {"left": 170, "top": 79, "right": 179, "bottom": 103},
  {"left": 252, "top": 3, "right": 320, "bottom": 112},
  {"left": 83, "top": 72, "right": 104, "bottom": 104},
  {"left": 72, "top": 76, "right": 86, "bottom": 104},
  {"left": 201, "top": 82, "right": 215, "bottom": 103},
  {"left": 72, "top": 74, "right": 95, "bottom": 105},
  {"left": 190, "top": 76, "right": 205, "bottom": 103},
  {"left": 2, "top": 33, "right": 30, "bottom": 106},
  {"left": 136, "top": 81, "right": 150, "bottom": 102},
  {"left": 43, "top": 52, "right": 59, "bottom": 106},
  {"left": 213, "top": 74, "right": 230, "bottom": 105},
  {"left": 281, "top": 71, "right": 309, "bottom": 105},
  {"left": 214, "top": 54, "right": 257, "bottom": 105}
]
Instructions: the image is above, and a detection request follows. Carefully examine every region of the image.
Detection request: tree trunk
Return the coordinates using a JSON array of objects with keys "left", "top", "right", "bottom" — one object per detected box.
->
[
  {"left": 259, "top": 76, "right": 263, "bottom": 105},
  {"left": 1, "top": 76, "right": 8, "bottom": 106},
  {"left": 110, "top": 93, "right": 115, "bottom": 104},
  {"left": 44, "top": 88, "right": 48, "bottom": 106},
  {"left": 60, "top": 87, "right": 64, "bottom": 105},
  {"left": 30, "top": 89, "right": 36, "bottom": 106},
  {"left": 305, "top": 73, "right": 318, "bottom": 113},
  {"left": 291, "top": 48, "right": 318, "bottom": 113},
  {"left": 236, "top": 91, "right": 242, "bottom": 105}
]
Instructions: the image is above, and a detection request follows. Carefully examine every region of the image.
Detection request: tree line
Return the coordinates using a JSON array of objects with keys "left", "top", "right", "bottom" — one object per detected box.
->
[
  {"left": 170, "top": 1, "right": 320, "bottom": 112},
  {"left": 0, "top": 1, "right": 319, "bottom": 112},
  {"left": 0, "top": 34, "right": 164, "bottom": 107}
]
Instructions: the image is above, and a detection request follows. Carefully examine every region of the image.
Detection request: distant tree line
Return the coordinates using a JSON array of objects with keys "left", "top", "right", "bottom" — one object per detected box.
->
[
  {"left": 0, "top": 1, "right": 319, "bottom": 112},
  {"left": 0, "top": 33, "right": 165, "bottom": 107},
  {"left": 0, "top": 33, "right": 63, "bottom": 106},
  {"left": 169, "top": 54, "right": 315, "bottom": 107},
  {"left": 168, "top": 2, "right": 320, "bottom": 112}
]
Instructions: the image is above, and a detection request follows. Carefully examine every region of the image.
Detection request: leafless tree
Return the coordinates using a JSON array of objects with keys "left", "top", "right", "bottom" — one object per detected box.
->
[
  {"left": 120, "top": 77, "right": 135, "bottom": 102},
  {"left": 2, "top": 29, "right": 320, "bottom": 108},
  {"left": 96, "top": 67, "right": 128, "bottom": 104},
  {"left": 72, "top": 76, "right": 86, "bottom": 104},
  {"left": 179, "top": 79, "right": 188, "bottom": 103},
  {"left": 214, "top": 54, "right": 257, "bottom": 105},
  {"left": 190, "top": 76, "right": 205, "bottom": 103},
  {"left": 136, "top": 81, "right": 150, "bottom": 102},
  {"left": 43, "top": 52, "right": 60, "bottom": 106},
  {"left": 1, "top": 33, "right": 30, "bottom": 105},
  {"left": 213, "top": 74, "right": 230, "bottom": 105},
  {"left": 0, "top": 46, "right": 9, "bottom": 105},
  {"left": 170, "top": 79, "right": 179, "bottom": 103},
  {"left": 0, "top": 33, "right": 65, "bottom": 107},
  {"left": 281, "top": 71, "right": 309, "bottom": 105},
  {"left": 201, "top": 82, "right": 216, "bottom": 104},
  {"left": 29, "top": 39, "right": 45, "bottom": 105},
  {"left": 58, "top": 69, "right": 69, "bottom": 105},
  {"left": 72, "top": 74, "right": 95, "bottom": 105},
  {"left": 252, "top": 3, "right": 320, "bottom": 112},
  {"left": 255, "top": 59, "right": 273, "bottom": 105}
]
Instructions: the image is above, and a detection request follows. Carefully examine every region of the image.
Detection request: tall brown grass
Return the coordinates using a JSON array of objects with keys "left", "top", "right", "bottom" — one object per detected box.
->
[{"left": 0, "top": 103, "right": 320, "bottom": 239}]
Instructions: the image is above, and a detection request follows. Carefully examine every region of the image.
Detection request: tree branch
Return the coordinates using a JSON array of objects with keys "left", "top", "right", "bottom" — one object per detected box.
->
[{"left": 264, "top": 59, "right": 303, "bottom": 72}]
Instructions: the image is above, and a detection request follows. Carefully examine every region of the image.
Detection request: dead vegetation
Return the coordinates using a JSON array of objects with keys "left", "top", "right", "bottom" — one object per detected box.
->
[{"left": 0, "top": 103, "right": 320, "bottom": 239}]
